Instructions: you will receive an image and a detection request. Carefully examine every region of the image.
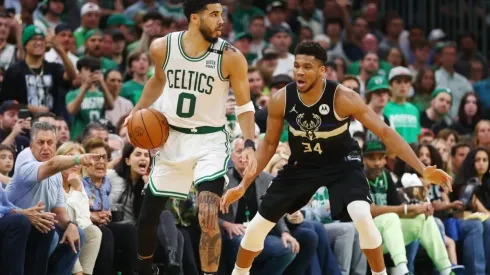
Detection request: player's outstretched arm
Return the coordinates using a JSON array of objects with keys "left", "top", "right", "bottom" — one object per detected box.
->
[
  {"left": 130, "top": 37, "right": 168, "bottom": 114},
  {"left": 223, "top": 43, "right": 257, "bottom": 176},
  {"left": 334, "top": 85, "right": 452, "bottom": 192},
  {"left": 220, "top": 88, "right": 286, "bottom": 213}
]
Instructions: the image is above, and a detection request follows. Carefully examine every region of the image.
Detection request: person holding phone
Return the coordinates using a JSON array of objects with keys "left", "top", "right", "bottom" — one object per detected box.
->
[
  {"left": 66, "top": 57, "right": 114, "bottom": 140},
  {"left": 0, "top": 101, "right": 30, "bottom": 164}
]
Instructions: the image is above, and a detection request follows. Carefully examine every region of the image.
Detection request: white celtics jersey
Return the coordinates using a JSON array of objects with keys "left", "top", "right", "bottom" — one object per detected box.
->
[{"left": 157, "top": 31, "right": 229, "bottom": 129}]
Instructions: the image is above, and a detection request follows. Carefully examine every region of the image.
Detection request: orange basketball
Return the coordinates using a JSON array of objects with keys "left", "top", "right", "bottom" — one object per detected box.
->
[{"left": 127, "top": 109, "right": 169, "bottom": 149}]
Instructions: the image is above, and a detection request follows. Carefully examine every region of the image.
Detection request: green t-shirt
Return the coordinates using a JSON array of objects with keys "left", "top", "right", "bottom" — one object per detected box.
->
[
  {"left": 100, "top": 57, "right": 118, "bottom": 74},
  {"left": 120, "top": 80, "right": 145, "bottom": 105},
  {"left": 73, "top": 27, "right": 87, "bottom": 49},
  {"left": 346, "top": 60, "right": 392, "bottom": 77},
  {"left": 66, "top": 89, "right": 105, "bottom": 140},
  {"left": 231, "top": 5, "right": 265, "bottom": 33},
  {"left": 383, "top": 101, "right": 421, "bottom": 144}
]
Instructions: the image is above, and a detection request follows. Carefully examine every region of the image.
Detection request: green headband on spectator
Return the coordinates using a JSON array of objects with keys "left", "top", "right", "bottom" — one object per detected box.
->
[
  {"left": 22, "top": 25, "right": 45, "bottom": 46},
  {"left": 84, "top": 29, "right": 103, "bottom": 42},
  {"left": 430, "top": 87, "right": 453, "bottom": 102}
]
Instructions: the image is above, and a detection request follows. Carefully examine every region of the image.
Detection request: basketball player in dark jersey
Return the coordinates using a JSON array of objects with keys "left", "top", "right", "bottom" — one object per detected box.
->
[{"left": 220, "top": 41, "right": 452, "bottom": 275}]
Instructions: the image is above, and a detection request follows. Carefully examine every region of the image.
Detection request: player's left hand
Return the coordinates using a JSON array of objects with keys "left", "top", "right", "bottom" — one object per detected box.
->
[
  {"left": 220, "top": 185, "right": 246, "bottom": 214},
  {"left": 242, "top": 148, "right": 257, "bottom": 179},
  {"left": 422, "top": 166, "right": 453, "bottom": 193}
]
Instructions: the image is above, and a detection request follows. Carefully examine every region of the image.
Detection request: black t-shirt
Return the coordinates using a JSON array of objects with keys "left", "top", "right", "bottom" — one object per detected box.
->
[
  {"left": 232, "top": 169, "right": 258, "bottom": 224},
  {"left": 0, "top": 60, "right": 66, "bottom": 115},
  {"left": 419, "top": 111, "right": 452, "bottom": 135}
]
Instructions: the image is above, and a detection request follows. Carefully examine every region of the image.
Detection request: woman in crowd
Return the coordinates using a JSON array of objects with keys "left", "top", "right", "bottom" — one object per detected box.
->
[
  {"left": 82, "top": 138, "right": 137, "bottom": 275},
  {"left": 451, "top": 92, "right": 483, "bottom": 136},
  {"left": 104, "top": 69, "right": 133, "bottom": 127},
  {"left": 437, "top": 128, "right": 459, "bottom": 149},
  {"left": 475, "top": 120, "right": 490, "bottom": 150},
  {"left": 386, "top": 47, "right": 406, "bottom": 68},
  {"left": 57, "top": 142, "right": 102, "bottom": 275},
  {"left": 431, "top": 138, "right": 452, "bottom": 173},
  {"left": 411, "top": 67, "right": 436, "bottom": 111}
]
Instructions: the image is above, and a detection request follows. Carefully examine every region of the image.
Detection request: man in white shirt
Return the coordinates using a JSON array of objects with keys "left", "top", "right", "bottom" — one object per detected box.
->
[
  {"left": 45, "top": 24, "right": 78, "bottom": 72},
  {"left": 268, "top": 26, "right": 294, "bottom": 77}
]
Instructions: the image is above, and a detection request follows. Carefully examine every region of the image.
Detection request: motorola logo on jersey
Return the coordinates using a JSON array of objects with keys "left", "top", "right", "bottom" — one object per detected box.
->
[
  {"left": 319, "top": 104, "right": 330, "bottom": 115},
  {"left": 296, "top": 113, "right": 322, "bottom": 141},
  {"left": 167, "top": 69, "right": 215, "bottom": 95}
]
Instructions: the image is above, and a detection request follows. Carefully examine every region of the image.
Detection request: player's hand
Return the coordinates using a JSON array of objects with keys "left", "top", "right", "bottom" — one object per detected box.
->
[
  {"left": 77, "top": 153, "right": 102, "bottom": 167},
  {"left": 242, "top": 148, "right": 257, "bottom": 179},
  {"left": 281, "top": 232, "right": 300, "bottom": 253},
  {"left": 220, "top": 185, "right": 246, "bottom": 214},
  {"left": 422, "top": 166, "right": 452, "bottom": 193}
]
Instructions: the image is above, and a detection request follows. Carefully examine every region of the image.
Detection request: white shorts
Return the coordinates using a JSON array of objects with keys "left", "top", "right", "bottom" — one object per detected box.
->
[{"left": 147, "top": 126, "right": 231, "bottom": 199}]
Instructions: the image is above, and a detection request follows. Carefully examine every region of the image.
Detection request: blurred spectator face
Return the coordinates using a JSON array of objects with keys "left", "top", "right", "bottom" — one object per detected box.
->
[
  {"left": 131, "top": 53, "right": 150, "bottom": 76},
  {"left": 360, "top": 53, "right": 379, "bottom": 74},
  {"left": 0, "top": 109, "right": 19, "bottom": 131},
  {"left": 79, "top": 66, "right": 92, "bottom": 85},
  {"left": 418, "top": 146, "right": 431, "bottom": 166},
  {"left": 390, "top": 76, "right": 411, "bottom": 99},
  {"left": 269, "top": 32, "right": 292, "bottom": 54},
  {"left": 409, "top": 27, "right": 424, "bottom": 44},
  {"left": 342, "top": 79, "right": 359, "bottom": 92},
  {"left": 26, "top": 35, "right": 46, "bottom": 57},
  {"left": 85, "top": 146, "right": 108, "bottom": 179},
  {"left": 433, "top": 139, "right": 449, "bottom": 164},
  {"left": 55, "top": 119, "right": 70, "bottom": 143},
  {"left": 258, "top": 57, "right": 278, "bottom": 76},
  {"left": 444, "top": 134, "right": 457, "bottom": 149},
  {"left": 477, "top": 121, "right": 490, "bottom": 146},
  {"left": 421, "top": 69, "right": 435, "bottom": 91},
  {"left": 125, "top": 147, "right": 150, "bottom": 177},
  {"left": 31, "top": 130, "right": 57, "bottom": 162},
  {"left": 334, "top": 57, "right": 346, "bottom": 80},
  {"left": 249, "top": 17, "right": 265, "bottom": 39},
  {"left": 370, "top": 90, "right": 389, "bottom": 109},
  {"left": 464, "top": 94, "right": 478, "bottom": 117},
  {"left": 419, "top": 134, "right": 434, "bottom": 145},
  {"left": 82, "top": 11, "right": 101, "bottom": 29},
  {"left": 231, "top": 138, "right": 247, "bottom": 173},
  {"left": 87, "top": 129, "right": 109, "bottom": 143},
  {"left": 362, "top": 3, "right": 378, "bottom": 23},
  {"left": 268, "top": 8, "right": 286, "bottom": 26},
  {"left": 233, "top": 38, "right": 251, "bottom": 54},
  {"left": 323, "top": 1, "right": 342, "bottom": 18},
  {"left": 102, "top": 33, "right": 113, "bottom": 57},
  {"left": 452, "top": 146, "right": 470, "bottom": 170},
  {"left": 386, "top": 48, "right": 403, "bottom": 67},
  {"left": 113, "top": 39, "right": 126, "bottom": 56},
  {"left": 431, "top": 93, "right": 452, "bottom": 116},
  {"left": 0, "top": 148, "right": 13, "bottom": 176},
  {"left": 363, "top": 152, "right": 386, "bottom": 179},
  {"left": 248, "top": 71, "right": 264, "bottom": 95},
  {"left": 276, "top": 143, "right": 291, "bottom": 155},
  {"left": 108, "top": 136, "right": 124, "bottom": 156},
  {"left": 56, "top": 30, "right": 74, "bottom": 52},
  {"left": 353, "top": 18, "right": 368, "bottom": 40},
  {"left": 414, "top": 45, "right": 430, "bottom": 64},
  {"left": 299, "top": 27, "right": 313, "bottom": 42},
  {"left": 270, "top": 158, "right": 287, "bottom": 176},
  {"left": 36, "top": 116, "right": 56, "bottom": 125},
  {"left": 460, "top": 36, "right": 475, "bottom": 55},
  {"left": 470, "top": 60, "right": 484, "bottom": 82},
  {"left": 0, "top": 17, "right": 10, "bottom": 41},
  {"left": 440, "top": 46, "right": 457, "bottom": 68},
  {"left": 475, "top": 150, "right": 489, "bottom": 177},
  {"left": 387, "top": 17, "right": 404, "bottom": 38},
  {"left": 105, "top": 70, "right": 123, "bottom": 96},
  {"left": 86, "top": 34, "right": 103, "bottom": 57},
  {"left": 324, "top": 66, "right": 337, "bottom": 81},
  {"left": 49, "top": 0, "right": 65, "bottom": 16},
  {"left": 362, "top": 34, "right": 378, "bottom": 52},
  {"left": 326, "top": 22, "right": 341, "bottom": 38},
  {"left": 119, "top": 126, "right": 128, "bottom": 143},
  {"left": 301, "top": 0, "right": 315, "bottom": 17}
]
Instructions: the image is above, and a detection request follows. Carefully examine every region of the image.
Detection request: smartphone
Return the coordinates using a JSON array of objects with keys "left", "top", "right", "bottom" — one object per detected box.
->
[
  {"left": 90, "top": 63, "right": 101, "bottom": 72},
  {"left": 459, "top": 177, "right": 479, "bottom": 208},
  {"left": 18, "top": 109, "right": 31, "bottom": 119}
]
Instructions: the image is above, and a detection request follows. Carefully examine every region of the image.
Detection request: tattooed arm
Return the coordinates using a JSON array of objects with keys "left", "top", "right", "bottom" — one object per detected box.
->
[{"left": 198, "top": 191, "right": 222, "bottom": 272}]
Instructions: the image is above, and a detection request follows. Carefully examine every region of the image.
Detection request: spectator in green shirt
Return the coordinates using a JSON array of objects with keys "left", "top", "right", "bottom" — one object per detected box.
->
[
  {"left": 82, "top": 29, "right": 118, "bottom": 74},
  {"left": 383, "top": 67, "right": 421, "bottom": 144},
  {"left": 66, "top": 57, "right": 115, "bottom": 140},
  {"left": 120, "top": 51, "right": 150, "bottom": 105},
  {"left": 73, "top": 3, "right": 101, "bottom": 53}
]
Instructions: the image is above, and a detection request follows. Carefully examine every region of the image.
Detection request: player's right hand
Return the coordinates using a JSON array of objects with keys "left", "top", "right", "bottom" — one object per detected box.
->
[{"left": 220, "top": 185, "right": 246, "bottom": 214}]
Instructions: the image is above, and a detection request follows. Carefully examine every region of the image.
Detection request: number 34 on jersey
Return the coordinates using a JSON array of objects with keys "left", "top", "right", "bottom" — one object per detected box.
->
[{"left": 302, "top": 142, "right": 323, "bottom": 154}]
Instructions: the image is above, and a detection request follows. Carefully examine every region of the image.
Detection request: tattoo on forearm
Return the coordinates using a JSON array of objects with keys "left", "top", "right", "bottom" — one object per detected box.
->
[{"left": 198, "top": 191, "right": 222, "bottom": 271}]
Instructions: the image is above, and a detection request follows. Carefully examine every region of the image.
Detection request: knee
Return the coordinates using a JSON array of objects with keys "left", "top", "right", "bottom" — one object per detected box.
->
[
  {"left": 347, "top": 201, "right": 382, "bottom": 249},
  {"left": 466, "top": 219, "right": 484, "bottom": 235},
  {"left": 240, "top": 213, "right": 275, "bottom": 252},
  {"left": 375, "top": 213, "right": 401, "bottom": 229},
  {"left": 293, "top": 228, "right": 319, "bottom": 250}
]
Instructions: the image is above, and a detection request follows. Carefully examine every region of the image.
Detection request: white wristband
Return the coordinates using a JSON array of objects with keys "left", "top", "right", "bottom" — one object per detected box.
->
[
  {"left": 404, "top": 204, "right": 408, "bottom": 215},
  {"left": 235, "top": 101, "right": 255, "bottom": 116}
]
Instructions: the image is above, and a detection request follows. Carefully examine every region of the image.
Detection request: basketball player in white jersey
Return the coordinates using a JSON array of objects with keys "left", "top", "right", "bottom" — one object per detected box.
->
[{"left": 123, "top": 1, "right": 258, "bottom": 274}]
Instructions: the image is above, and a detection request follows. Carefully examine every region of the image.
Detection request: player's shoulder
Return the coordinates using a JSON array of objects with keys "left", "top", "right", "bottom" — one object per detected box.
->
[
  {"left": 148, "top": 33, "right": 175, "bottom": 62},
  {"left": 220, "top": 39, "right": 246, "bottom": 63}
]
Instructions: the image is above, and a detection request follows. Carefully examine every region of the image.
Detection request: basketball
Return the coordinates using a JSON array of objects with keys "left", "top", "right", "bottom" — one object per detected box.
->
[{"left": 127, "top": 109, "right": 169, "bottom": 150}]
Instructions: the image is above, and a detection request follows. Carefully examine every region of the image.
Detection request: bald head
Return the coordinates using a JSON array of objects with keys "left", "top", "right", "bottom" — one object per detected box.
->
[{"left": 362, "top": 34, "right": 378, "bottom": 52}]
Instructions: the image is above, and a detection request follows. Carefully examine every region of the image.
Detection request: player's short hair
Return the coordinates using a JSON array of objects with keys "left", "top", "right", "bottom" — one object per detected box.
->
[
  {"left": 294, "top": 41, "right": 327, "bottom": 65},
  {"left": 183, "top": 0, "right": 220, "bottom": 21}
]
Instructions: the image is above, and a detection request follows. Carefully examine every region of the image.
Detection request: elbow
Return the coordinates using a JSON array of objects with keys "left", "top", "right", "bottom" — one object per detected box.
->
[
  {"left": 66, "top": 105, "right": 77, "bottom": 115},
  {"left": 106, "top": 104, "right": 114, "bottom": 110}
]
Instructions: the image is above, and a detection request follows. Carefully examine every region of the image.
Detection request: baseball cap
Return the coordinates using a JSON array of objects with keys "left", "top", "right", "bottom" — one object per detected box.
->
[
  {"left": 81, "top": 2, "right": 100, "bottom": 16},
  {"left": 428, "top": 29, "right": 446, "bottom": 42},
  {"left": 262, "top": 46, "right": 279, "bottom": 59},
  {"left": 362, "top": 140, "right": 387, "bottom": 155},
  {"left": 0, "top": 100, "right": 21, "bottom": 114},
  {"left": 55, "top": 23, "right": 72, "bottom": 35},
  {"left": 418, "top": 128, "right": 435, "bottom": 141},
  {"left": 107, "top": 14, "right": 134, "bottom": 27},
  {"left": 388, "top": 66, "right": 412, "bottom": 82},
  {"left": 233, "top": 32, "right": 252, "bottom": 43},
  {"left": 22, "top": 25, "right": 45, "bottom": 46},
  {"left": 267, "top": 1, "right": 286, "bottom": 13},
  {"left": 269, "top": 26, "right": 291, "bottom": 38},
  {"left": 111, "top": 30, "right": 125, "bottom": 42},
  {"left": 434, "top": 41, "right": 446, "bottom": 53},
  {"left": 271, "top": 74, "right": 292, "bottom": 87},
  {"left": 367, "top": 76, "right": 391, "bottom": 93},
  {"left": 430, "top": 87, "right": 453, "bottom": 102}
]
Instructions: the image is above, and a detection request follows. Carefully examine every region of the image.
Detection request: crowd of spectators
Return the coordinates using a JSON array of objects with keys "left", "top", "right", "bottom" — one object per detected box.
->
[{"left": 0, "top": 0, "right": 490, "bottom": 275}]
